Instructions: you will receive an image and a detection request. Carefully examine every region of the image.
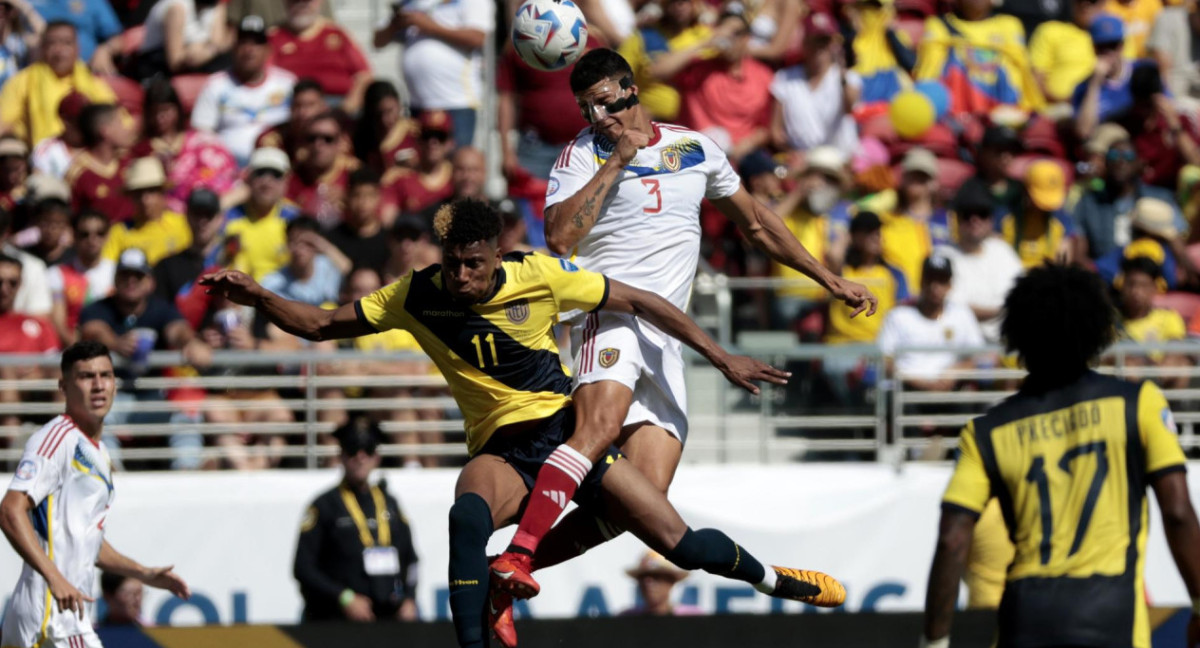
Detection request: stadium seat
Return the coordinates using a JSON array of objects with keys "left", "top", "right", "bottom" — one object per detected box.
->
[
  {"left": 934, "top": 157, "right": 974, "bottom": 197},
  {"left": 1021, "top": 117, "right": 1066, "bottom": 158},
  {"left": 171, "top": 74, "right": 210, "bottom": 116},
  {"left": 1153, "top": 291, "right": 1200, "bottom": 325},
  {"left": 859, "top": 114, "right": 897, "bottom": 145},
  {"left": 890, "top": 123, "right": 957, "bottom": 159},
  {"left": 102, "top": 75, "right": 144, "bottom": 119}
]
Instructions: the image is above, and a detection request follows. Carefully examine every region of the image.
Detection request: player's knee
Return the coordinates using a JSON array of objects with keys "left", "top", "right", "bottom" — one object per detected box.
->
[
  {"left": 576, "top": 411, "right": 623, "bottom": 448},
  {"left": 448, "top": 493, "right": 493, "bottom": 547},
  {"left": 662, "top": 527, "right": 703, "bottom": 571}
]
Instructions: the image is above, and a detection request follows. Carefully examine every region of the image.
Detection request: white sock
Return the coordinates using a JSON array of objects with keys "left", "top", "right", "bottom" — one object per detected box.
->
[{"left": 754, "top": 567, "right": 778, "bottom": 594}]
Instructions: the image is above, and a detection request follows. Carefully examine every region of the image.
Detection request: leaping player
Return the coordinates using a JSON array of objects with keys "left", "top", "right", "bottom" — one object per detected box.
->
[
  {"left": 0, "top": 342, "right": 190, "bottom": 648},
  {"left": 489, "top": 47, "right": 877, "bottom": 620}
]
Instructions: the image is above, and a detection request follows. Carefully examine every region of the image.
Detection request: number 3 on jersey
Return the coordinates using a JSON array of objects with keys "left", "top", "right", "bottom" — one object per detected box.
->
[
  {"left": 642, "top": 179, "right": 661, "bottom": 214},
  {"left": 1024, "top": 441, "right": 1110, "bottom": 565}
]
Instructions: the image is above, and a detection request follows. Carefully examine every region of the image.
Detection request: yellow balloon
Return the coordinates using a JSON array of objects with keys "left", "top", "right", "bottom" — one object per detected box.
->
[{"left": 889, "top": 90, "right": 936, "bottom": 140}]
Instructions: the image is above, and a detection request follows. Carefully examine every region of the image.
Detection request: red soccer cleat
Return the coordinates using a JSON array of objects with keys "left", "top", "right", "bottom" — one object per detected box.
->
[
  {"left": 490, "top": 552, "right": 540, "bottom": 599},
  {"left": 488, "top": 587, "right": 517, "bottom": 648}
]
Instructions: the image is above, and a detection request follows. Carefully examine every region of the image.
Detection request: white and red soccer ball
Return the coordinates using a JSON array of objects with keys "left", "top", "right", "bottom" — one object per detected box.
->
[{"left": 512, "top": 0, "right": 589, "bottom": 72}]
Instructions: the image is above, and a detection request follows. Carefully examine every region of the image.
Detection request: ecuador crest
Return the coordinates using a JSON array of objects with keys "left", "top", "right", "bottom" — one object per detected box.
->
[{"left": 505, "top": 299, "right": 530, "bottom": 324}]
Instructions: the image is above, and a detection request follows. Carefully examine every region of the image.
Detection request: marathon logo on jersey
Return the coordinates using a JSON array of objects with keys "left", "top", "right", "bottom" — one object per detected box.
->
[
  {"left": 547, "top": 178, "right": 560, "bottom": 196},
  {"left": 598, "top": 348, "right": 620, "bottom": 368},
  {"left": 661, "top": 148, "right": 681, "bottom": 172},
  {"left": 559, "top": 259, "right": 578, "bottom": 272},
  {"left": 505, "top": 299, "right": 530, "bottom": 324},
  {"left": 14, "top": 459, "right": 36, "bottom": 481}
]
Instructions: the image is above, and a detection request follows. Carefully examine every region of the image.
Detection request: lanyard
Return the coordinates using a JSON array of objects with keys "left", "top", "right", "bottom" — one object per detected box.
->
[{"left": 339, "top": 485, "right": 391, "bottom": 548}]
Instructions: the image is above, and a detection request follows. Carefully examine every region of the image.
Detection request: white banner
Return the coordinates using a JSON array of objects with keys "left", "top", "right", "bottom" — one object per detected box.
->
[{"left": 0, "top": 463, "right": 1194, "bottom": 625}]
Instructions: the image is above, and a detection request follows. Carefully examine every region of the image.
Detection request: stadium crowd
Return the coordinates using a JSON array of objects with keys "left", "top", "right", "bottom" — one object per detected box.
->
[{"left": 0, "top": 0, "right": 1194, "bottom": 468}]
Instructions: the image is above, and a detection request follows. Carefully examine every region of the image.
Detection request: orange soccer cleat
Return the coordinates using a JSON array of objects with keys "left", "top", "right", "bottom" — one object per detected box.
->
[
  {"left": 769, "top": 566, "right": 847, "bottom": 608},
  {"left": 488, "top": 587, "right": 517, "bottom": 648},
  {"left": 489, "top": 552, "right": 541, "bottom": 599}
]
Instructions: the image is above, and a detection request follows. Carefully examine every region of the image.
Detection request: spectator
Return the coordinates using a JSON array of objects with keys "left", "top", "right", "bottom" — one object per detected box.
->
[
  {"left": 30, "top": 92, "right": 86, "bottom": 180},
  {"left": 878, "top": 254, "right": 986, "bottom": 392},
  {"left": 1073, "top": 135, "right": 1186, "bottom": 258},
  {"left": 134, "top": 0, "right": 231, "bottom": 80},
  {"left": 260, "top": 216, "right": 347, "bottom": 308},
  {"left": 1095, "top": 196, "right": 1196, "bottom": 288},
  {"left": 256, "top": 78, "right": 331, "bottom": 163},
  {"left": 998, "top": 160, "right": 1079, "bottom": 268},
  {"left": 0, "top": 253, "right": 57, "bottom": 427},
  {"left": 67, "top": 103, "right": 133, "bottom": 223},
  {"left": 497, "top": 38, "right": 595, "bottom": 180},
  {"left": 1075, "top": 122, "right": 1131, "bottom": 198},
  {"left": 381, "top": 215, "right": 438, "bottom": 284},
  {"left": 1029, "top": 0, "right": 1102, "bottom": 103},
  {"left": 225, "top": 0, "right": 332, "bottom": 29},
  {"left": 1146, "top": 0, "right": 1200, "bottom": 103},
  {"left": 0, "top": 137, "right": 28, "bottom": 212},
  {"left": 747, "top": 0, "right": 803, "bottom": 63},
  {"left": 648, "top": 7, "right": 773, "bottom": 162},
  {"left": 326, "top": 169, "right": 389, "bottom": 273},
  {"left": 269, "top": 0, "right": 370, "bottom": 114},
  {"left": 1105, "top": 0, "right": 1163, "bottom": 58},
  {"left": 101, "top": 157, "right": 192, "bottom": 266},
  {"left": 1073, "top": 14, "right": 1159, "bottom": 138},
  {"left": 974, "top": 125, "right": 1025, "bottom": 216},
  {"left": 293, "top": 417, "right": 419, "bottom": 622},
  {"left": 845, "top": 0, "right": 916, "bottom": 114},
  {"left": 383, "top": 112, "right": 454, "bottom": 217},
  {"left": 1116, "top": 255, "right": 1189, "bottom": 386},
  {"left": 47, "top": 210, "right": 113, "bottom": 344},
  {"left": 914, "top": 0, "right": 1044, "bottom": 115},
  {"left": 615, "top": 0, "right": 710, "bottom": 121},
  {"left": 98, "top": 572, "right": 147, "bottom": 627},
  {"left": 225, "top": 147, "right": 298, "bottom": 280},
  {"left": 619, "top": 551, "right": 701, "bottom": 616},
  {"left": 770, "top": 146, "right": 850, "bottom": 328},
  {"left": 0, "top": 206, "right": 51, "bottom": 315},
  {"left": 894, "top": 147, "right": 953, "bottom": 247},
  {"left": 191, "top": 15, "right": 296, "bottom": 166},
  {"left": 0, "top": 0, "right": 43, "bottom": 88},
  {"left": 353, "top": 80, "right": 419, "bottom": 176},
  {"left": 29, "top": 0, "right": 120, "bottom": 70},
  {"left": 1121, "top": 62, "right": 1200, "bottom": 188},
  {"left": 78, "top": 247, "right": 211, "bottom": 469},
  {"left": 881, "top": 149, "right": 942, "bottom": 290},
  {"left": 769, "top": 12, "right": 860, "bottom": 159},
  {"left": 823, "top": 212, "right": 908, "bottom": 404},
  {"left": 374, "top": 0, "right": 492, "bottom": 148},
  {"left": 25, "top": 190, "right": 70, "bottom": 265},
  {"left": 0, "top": 22, "right": 116, "bottom": 147},
  {"left": 286, "top": 111, "right": 360, "bottom": 229},
  {"left": 497, "top": 198, "right": 533, "bottom": 254},
  {"left": 155, "top": 188, "right": 225, "bottom": 304},
  {"left": 449, "top": 146, "right": 486, "bottom": 202},
  {"left": 936, "top": 181, "right": 1023, "bottom": 342},
  {"left": 132, "top": 80, "right": 239, "bottom": 214}
]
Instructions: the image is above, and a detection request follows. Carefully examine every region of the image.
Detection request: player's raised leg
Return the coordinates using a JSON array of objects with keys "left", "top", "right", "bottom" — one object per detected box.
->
[{"left": 448, "top": 455, "right": 528, "bottom": 648}]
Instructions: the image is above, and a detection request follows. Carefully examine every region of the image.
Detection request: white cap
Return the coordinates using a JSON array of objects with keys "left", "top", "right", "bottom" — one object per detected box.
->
[
  {"left": 248, "top": 147, "right": 291, "bottom": 174},
  {"left": 124, "top": 157, "right": 166, "bottom": 192}
]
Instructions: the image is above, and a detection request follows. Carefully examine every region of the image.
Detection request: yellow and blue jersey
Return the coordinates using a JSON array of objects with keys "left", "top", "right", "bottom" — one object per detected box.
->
[
  {"left": 943, "top": 372, "right": 1186, "bottom": 648},
  {"left": 355, "top": 252, "right": 609, "bottom": 455},
  {"left": 825, "top": 262, "right": 908, "bottom": 344},
  {"left": 997, "top": 208, "right": 1076, "bottom": 269},
  {"left": 223, "top": 201, "right": 300, "bottom": 281}
]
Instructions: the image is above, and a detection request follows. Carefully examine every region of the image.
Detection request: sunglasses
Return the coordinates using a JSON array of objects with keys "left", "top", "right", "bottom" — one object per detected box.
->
[
  {"left": 421, "top": 131, "right": 449, "bottom": 143},
  {"left": 306, "top": 133, "right": 338, "bottom": 145},
  {"left": 76, "top": 228, "right": 107, "bottom": 239},
  {"left": 251, "top": 169, "right": 284, "bottom": 180},
  {"left": 1107, "top": 149, "right": 1137, "bottom": 162},
  {"left": 961, "top": 210, "right": 992, "bottom": 221}
]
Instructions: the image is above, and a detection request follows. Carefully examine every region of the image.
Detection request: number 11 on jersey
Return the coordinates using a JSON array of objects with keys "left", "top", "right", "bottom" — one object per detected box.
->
[{"left": 471, "top": 333, "right": 498, "bottom": 368}]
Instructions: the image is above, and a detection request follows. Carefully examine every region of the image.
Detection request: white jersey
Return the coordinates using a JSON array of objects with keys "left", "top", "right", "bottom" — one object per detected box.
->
[
  {"left": 546, "top": 123, "right": 742, "bottom": 314},
  {"left": 2, "top": 416, "right": 114, "bottom": 647},
  {"left": 189, "top": 66, "right": 295, "bottom": 165}
]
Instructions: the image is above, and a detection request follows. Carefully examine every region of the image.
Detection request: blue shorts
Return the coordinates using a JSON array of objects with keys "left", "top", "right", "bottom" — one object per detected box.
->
[{"left": 478, "top": 406, "right": 620, "bottom": 512}]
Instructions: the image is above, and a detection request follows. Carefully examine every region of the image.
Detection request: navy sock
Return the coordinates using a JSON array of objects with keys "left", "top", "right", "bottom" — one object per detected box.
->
[
  {"left": 662, "top": 527, "right": 767, "bottom": 585},
  {"left": 448, "top": 493, "right": 493, "bottom": 648}
]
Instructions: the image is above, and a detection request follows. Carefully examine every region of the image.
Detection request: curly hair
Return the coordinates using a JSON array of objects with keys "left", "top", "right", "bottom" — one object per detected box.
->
[
  {"left": 1001, "top": 265, "right": 1117, "bottom": 380},
  {"left": 432, "top": 199, "right": 502, "bottom": 247}
]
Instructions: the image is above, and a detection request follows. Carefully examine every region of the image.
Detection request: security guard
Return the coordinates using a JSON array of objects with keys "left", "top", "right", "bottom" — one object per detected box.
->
[{"left": 293, "top": 418, "right": 419, "bottom": 621}]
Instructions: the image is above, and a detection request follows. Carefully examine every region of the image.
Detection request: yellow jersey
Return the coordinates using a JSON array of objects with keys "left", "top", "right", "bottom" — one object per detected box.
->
[
  {"left": 825, "top": 262, "right": 908, "bottom": 344},
  {"left": 102, "top": 210, "right": 192, "bottom": 266},
  {"left": 1105, "top": 0, "right": 1163, "bottom": 58},
  {"left": 224, "top": 202, "right": 299, "bottom": 281},
  {"left": 1028, "top": 21, "right": 1097, "bottom": 102},
  {"left": 357, "top": 252, "right": 609, "bottom": 455},
  {"left": 943, "top": 372, "right": 1186, "bottom": 648},
  {"left": 617, "top": 25, "right": 712, "bottom": 120},
  {"left": 998, "top": 210, "right": 1074, "bottom": 269},
  {"left": 773, "top": 208, "right": 833, "bottom": 300},
  {"left": 880, "top": 211, "right": 933, "bottom": 290}
]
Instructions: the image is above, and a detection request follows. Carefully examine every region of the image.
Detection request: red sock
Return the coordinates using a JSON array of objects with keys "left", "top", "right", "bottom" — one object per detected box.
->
[{"left": 508, "top": 444, "right": 593, "bottom": 555}]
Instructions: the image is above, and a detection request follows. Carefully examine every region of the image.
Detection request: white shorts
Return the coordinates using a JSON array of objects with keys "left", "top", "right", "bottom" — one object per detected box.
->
[
  {"left": 2, "top": 585, "right": 102, "bottom": 648},
  {"left": 569, "top": 311, "right": 689, "bottom": 443}
]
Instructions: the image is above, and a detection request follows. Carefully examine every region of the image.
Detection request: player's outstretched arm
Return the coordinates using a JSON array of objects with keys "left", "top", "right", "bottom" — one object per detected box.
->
[
  {"left": 0, "top": 490, "right": 93, "bottom": 617},
  {"left": 922, "top": 509, "right": 975, "bottom": 647},
  {"left": 200, "top": 270, "right": 373, "bottom": 342},
  {"left": 1150, "top": 471, "right": 1200, "bottom": 645},
  {"left": 603, "top": 279, "right": 789, "bottom": 394},
  {"left": 97, "top": 540, "right": 190, "bottom": 600},
  {"left": 713, "top": 188, "right": 879, "bottom": 318}
]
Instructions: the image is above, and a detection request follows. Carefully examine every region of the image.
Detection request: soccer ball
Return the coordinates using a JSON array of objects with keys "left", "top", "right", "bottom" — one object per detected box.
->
[{"left": 512, "top": 0, "right": 588, "bottom": 72}]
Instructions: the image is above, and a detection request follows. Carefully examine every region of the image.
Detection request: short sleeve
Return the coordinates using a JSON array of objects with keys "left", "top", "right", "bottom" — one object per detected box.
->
[
  {"left": 190, "top": 79, "right": 220, "bottom": 132},
  {"left": 942, "top": 422, "right": 991, "bottom": 516},
  {"left": 9, "top": 423, "right": 70, "bottom": 505},
  {"left": 544, "top": 133, "right": 596, "bottom": 210},
  {"left": 702, "top": 136, "right": 740, "bottom": 200},
  {"left": 530, "top": 254, "right": 609, "bottom": 313},
  {"left": 1138, "top": 381, "right": 1187, "bottom": 479},
  {"left": 356, "top": 272, "right": 414, "bottom": 333}
]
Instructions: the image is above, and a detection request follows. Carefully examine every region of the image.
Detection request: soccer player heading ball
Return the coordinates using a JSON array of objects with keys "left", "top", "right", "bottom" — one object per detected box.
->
[
  {"left": 202, "top": 199, "right": 846, "bottom": 648},
  {"left": 923, "top": 265, "right": 1200, "bottom": 648}
]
